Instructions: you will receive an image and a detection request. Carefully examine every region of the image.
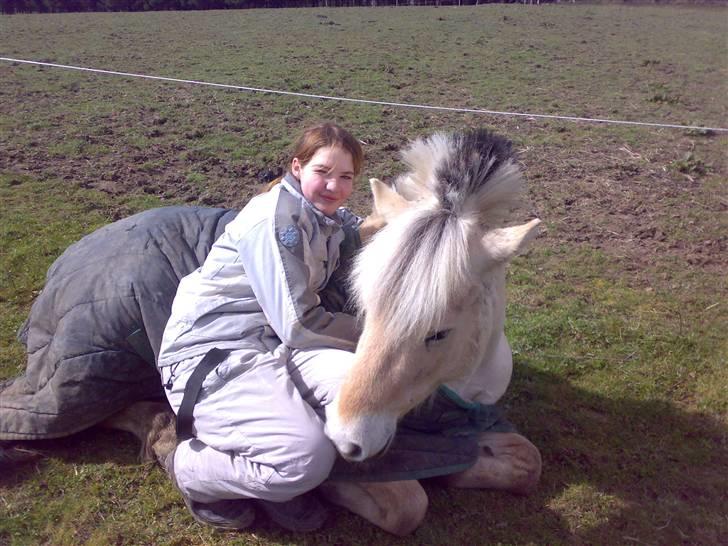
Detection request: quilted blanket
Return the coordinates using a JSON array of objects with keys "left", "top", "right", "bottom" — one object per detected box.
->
[{"left": 0, "top": 206, "right": 237, "bottom": 440}]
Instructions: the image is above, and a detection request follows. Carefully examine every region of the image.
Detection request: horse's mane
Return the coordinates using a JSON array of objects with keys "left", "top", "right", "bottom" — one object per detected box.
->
[{"left": 351, "top": 129, "right": 524, "bottom": 340}]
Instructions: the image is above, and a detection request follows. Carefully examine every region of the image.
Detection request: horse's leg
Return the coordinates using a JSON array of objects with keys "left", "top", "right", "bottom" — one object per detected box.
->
[
  {"left": 100, "top": 400, "right": 176, "bottom": 465},
  {"left": 439, "top": 432, "right": 541, "bottom": 494},
  {"left": 319, "top": 479, "right": 428, "bottom": 536}
]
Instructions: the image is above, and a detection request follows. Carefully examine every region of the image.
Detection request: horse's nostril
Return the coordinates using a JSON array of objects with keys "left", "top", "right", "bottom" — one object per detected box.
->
[{"left": 340, "top": 442, "right": 363, "bottom": 460}]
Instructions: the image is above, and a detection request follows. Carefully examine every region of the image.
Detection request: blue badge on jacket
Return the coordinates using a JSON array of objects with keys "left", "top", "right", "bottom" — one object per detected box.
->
[{"left": 278, "top": 225, "right": 301, "bottom": 248}]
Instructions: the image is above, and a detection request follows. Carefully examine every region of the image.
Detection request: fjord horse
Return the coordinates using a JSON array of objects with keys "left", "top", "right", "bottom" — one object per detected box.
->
[{"left": 98, "top": 129, "right": 542, "bottom": 535}]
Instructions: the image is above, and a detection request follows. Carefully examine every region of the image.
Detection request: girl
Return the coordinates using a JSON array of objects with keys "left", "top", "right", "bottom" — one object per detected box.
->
[{"left": 158, "top": 123, "right": 364, "bottom": 532}]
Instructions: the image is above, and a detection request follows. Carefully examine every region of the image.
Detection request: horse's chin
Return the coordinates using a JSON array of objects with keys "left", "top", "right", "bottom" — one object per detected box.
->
[{"left": 325, "top": 404, "right": 396, "bottom": 463}]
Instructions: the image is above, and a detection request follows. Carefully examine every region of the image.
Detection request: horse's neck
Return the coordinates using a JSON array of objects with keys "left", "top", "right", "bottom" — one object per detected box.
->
[{"left": 445, "top": 270, "right": 513, "bottom": 405}]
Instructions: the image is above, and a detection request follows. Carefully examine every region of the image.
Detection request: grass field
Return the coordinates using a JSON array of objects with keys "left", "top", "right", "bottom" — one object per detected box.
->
[{"left": 1, "top": 4, "right": 727, "bottom": 545}]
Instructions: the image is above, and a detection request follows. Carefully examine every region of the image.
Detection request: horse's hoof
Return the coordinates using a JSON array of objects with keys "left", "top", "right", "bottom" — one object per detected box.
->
[{"left": 441, "top": 432, "right": 542, "bottom": 494}]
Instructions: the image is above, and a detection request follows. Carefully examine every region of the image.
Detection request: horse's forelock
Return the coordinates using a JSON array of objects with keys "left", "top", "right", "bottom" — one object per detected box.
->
[
  {"left": 352, "top": 207, "right": 476, "bottom": 342},
  {"left": 352, "top": 128, "right": 523, "bottom": 342},
  {"left": 395, "top": 132, "right": 453, "bottom": 202},
  {"left": 398, "top": 129, "right": 522, "bottom": 222}
]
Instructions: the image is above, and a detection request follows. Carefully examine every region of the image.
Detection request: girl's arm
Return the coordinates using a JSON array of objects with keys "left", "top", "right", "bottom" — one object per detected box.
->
[{"left": 238, "top": 216, "right": 359, "bottom": 352}]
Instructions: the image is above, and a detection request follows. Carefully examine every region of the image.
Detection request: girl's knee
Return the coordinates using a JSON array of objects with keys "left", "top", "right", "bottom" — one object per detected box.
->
[{"left": 275, "top": 430, "right": 337, "bottom": 497}]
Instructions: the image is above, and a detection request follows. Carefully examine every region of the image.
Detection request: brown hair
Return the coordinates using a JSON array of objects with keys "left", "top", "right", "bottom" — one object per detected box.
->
[
  {"left": 290, "top": 122, "right": 364, "bottom": 177},
  {"left": 262, "top": 123, "right": 364, "bottom": 193}
]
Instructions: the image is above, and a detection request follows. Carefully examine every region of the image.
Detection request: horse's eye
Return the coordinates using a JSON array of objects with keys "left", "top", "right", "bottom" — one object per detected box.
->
[{"left": 425, "top": 329, "right": 451, "bottom": 347}]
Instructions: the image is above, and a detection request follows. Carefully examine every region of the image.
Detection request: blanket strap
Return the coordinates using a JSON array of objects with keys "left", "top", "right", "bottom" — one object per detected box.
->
[{"left": 176, "top": 348, "right": 232, "bottom": 442}]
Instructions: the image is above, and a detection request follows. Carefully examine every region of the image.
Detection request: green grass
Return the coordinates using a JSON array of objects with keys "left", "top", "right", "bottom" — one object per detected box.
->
[
  {"left": 507, "top": 248, "right": 726, "bottom": 411},
  {"left": 1, "top": 4, "right": 726, "bottom": 545}
]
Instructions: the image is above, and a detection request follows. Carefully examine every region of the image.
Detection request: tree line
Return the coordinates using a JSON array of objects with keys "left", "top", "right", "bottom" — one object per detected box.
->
[{"left": 1, "top": 0, "right": 553, "bottom": 14}]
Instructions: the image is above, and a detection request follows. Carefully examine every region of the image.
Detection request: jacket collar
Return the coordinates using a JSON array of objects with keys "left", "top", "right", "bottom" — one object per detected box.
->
[{"left": 281, "top": 173, "right": 343, "bottom": 228}]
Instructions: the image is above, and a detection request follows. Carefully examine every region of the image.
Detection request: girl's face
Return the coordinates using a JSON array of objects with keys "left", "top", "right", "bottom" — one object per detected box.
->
[{"left": 292, "top": 146, "right": 355, "bottom": 216}]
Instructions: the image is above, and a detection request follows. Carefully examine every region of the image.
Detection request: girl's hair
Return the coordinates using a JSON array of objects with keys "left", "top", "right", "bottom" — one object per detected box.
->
[
  {"left": 262, "top": 123, "right": 364, "bottom": 192},
  {"left": 290, "top": 122, "right": 364, "bottom": 177}
]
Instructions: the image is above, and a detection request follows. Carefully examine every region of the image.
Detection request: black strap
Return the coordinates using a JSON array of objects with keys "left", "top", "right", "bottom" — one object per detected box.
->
[{"left": 175, "top": 348, "right": 232, "bottom": 442}]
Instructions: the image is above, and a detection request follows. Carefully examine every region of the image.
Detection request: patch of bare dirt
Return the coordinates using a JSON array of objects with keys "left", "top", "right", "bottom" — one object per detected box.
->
[
  {"left": 518, "top": 128, "right": 727, "bottom": 283},
  {"left": 1, "top": 98, "right": 725, "bottom": 289}
]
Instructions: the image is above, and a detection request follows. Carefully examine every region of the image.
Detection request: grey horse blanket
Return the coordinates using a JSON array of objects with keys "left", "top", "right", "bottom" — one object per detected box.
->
[
  {"left": 0, "top": 206, "right": 237, "bottom": 440},
  {"left": 0, "top": 206, "right": 512, "bottom": 480}
]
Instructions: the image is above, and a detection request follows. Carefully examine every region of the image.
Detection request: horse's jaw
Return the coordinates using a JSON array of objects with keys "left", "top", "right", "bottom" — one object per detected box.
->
[{"left": 324, "top": 402, "right": 396, "bottom": 462}]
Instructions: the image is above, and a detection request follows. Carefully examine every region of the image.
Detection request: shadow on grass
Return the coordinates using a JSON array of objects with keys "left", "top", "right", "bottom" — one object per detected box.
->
[
  {"left": 2, "top": 368, "right": 725, "bottom": 544},
  {"left": 0, "top": 426, "right": 147, "bottom": 488},
  {"left": 489, "top": 366, "right": 728, "bottom": 545}
]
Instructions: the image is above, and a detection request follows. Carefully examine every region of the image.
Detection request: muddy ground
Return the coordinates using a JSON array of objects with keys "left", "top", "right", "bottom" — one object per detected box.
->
[{"left": 2, "top": 97, "right": 725, "bottom": 284}]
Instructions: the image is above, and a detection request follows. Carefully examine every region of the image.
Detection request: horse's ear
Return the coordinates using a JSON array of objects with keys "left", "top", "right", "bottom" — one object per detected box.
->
[
  {"left": 359, "top": 178, "right": 410, "bottom": 243},
  {"left": 370, "top": 178, "right": 409, "bottom": 219},
  {"left": 481, "top": 218, "right": 542, "bottom": 264}
]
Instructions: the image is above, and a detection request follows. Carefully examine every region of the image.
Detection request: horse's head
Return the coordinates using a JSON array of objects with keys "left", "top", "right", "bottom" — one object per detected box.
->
[{"left": 325, "top": 129, "right": 541, "bottom": 461}]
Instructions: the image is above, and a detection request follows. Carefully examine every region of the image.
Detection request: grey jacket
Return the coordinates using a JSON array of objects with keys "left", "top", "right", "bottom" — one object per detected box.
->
[{"left": 158, "top": 174, "right": 361, "bottom": 367}]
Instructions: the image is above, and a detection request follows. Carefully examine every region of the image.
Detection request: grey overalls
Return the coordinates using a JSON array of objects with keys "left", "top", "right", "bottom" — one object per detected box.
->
[{"left": 158, "top": 174, "right": 361, "bottom": 503}]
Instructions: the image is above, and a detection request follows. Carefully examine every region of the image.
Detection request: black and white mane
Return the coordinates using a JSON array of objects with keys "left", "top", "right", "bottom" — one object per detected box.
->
[{"left": 351, "top": 129, "right": 525, "bottom": 340}]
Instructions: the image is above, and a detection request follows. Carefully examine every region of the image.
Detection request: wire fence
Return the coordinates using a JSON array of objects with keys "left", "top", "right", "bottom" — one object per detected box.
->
[{"left": 3, "top": 57, "right": 727, "bottom": 133}]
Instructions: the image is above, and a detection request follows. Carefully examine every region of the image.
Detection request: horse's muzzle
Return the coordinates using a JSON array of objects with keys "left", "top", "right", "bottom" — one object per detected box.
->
[{"left": 325, "top": 410, "right": 396, "bottom": 462}]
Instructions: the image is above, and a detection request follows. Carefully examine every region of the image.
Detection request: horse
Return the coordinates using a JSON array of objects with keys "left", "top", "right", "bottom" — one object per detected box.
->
[
  {"left": 320, "top": 129, "right": 543, "bottom": 533},
  {"left": 7, "top": 128, "right": 542, "bottom": 536}
]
